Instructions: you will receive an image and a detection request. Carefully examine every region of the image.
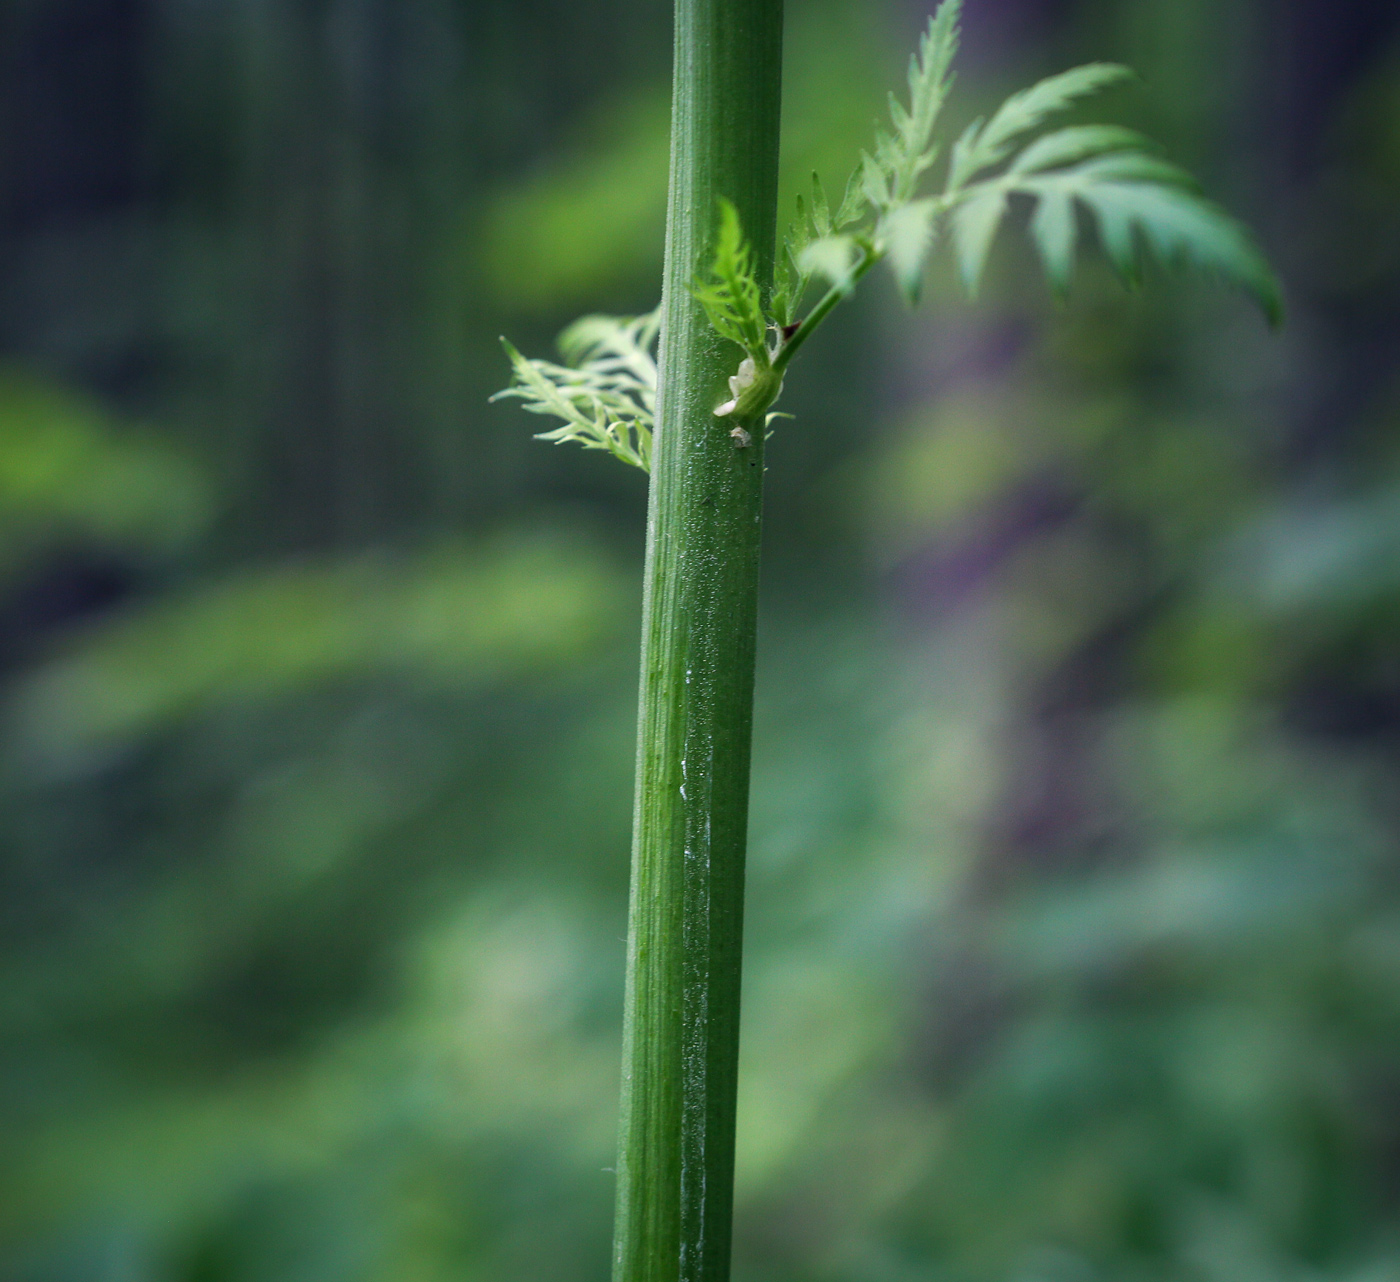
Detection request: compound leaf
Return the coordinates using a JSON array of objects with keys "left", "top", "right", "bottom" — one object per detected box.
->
[
  {"left": 883, "top": 198, "right": 938, "bottom": 305},
  {"left": 833, "top": 168, "right": 868, "bottom": 229},
  {"left": 799, "top": 235, "right": 860, "bottom": 294},
  {"left": 493, "top": 309, "right": 659, "bottom": 472},
  {"left": 952, "top": 187, "right": 1007, "bottom": 296},
  {"left": 949, "top": 63, "right": 1133, "bottom": 189},
  {"left": 1030, "top": 188, "right": 1076, "bottom": 294},
  {"left": 1075, "top": 179, "right": 1282, "bottom": 323},
  {"left": 1010, "top": 125, "right": 1152, "bottom": 176}
]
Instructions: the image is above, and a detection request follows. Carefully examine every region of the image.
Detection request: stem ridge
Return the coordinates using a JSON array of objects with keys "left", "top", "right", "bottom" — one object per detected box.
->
[{"left": 613, "top": 2, "right": 783, "bottom": 1280}]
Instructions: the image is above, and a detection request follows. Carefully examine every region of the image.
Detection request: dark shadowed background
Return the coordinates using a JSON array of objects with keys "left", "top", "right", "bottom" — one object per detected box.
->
[{"left": 2, "top": 0, "right": 1400, "bottom": 1279}]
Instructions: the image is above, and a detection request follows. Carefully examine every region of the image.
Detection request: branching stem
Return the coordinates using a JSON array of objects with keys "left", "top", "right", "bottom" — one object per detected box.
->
[{"left": 771, "top": 247, "right": 877, "bottom": 375}]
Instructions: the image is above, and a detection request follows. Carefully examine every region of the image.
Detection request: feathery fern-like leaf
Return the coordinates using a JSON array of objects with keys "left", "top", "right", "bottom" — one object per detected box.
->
[
  {"left": 863, "top": 0, "right": 963, "bottom": 208},
  {"left": 693, "top": 198, "right": 768, "bottom": 358},
  {"left": 952, "top": 187, "right": 1007, "bottom": 295},
  {"left": 956, "top": 139, "right": 1284, "bottom": 321},
  {"left": 501, "top": 0, "right": 1281, "bottom": 475},
  {"left": 1009, "top": 125, "right": 1152, "bottom": 176},
  {"left": 492, "top": 310, "right": 658, "bottom": 472},
  {"left": 947, "top": 63, "right": 1133, "bottom": 190},
  {"left": 884, "top": 199, "right": 938, "bottom": 304},
  {"left": 1030, "top": 189, "right": 1076, "bottom": 293},
  {"left": 799, "top": 235, "right": 861, "bottom": 294}
]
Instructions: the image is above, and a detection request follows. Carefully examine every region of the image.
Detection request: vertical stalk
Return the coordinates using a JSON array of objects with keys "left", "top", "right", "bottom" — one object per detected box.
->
[{"left": 614, "top": 2, "right": 783, "bottom": 1281}]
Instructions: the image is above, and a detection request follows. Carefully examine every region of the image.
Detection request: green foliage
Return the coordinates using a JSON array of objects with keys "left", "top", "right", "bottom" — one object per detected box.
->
[
  {"left": 0, "top": 368, "right": 213, "bottom": 574},
  {"left": 691, "top": 197, "right": 770, "bottom": 360},
  {"left": 866, "top": 0, "right": 961, "bottom": 209},
  {"left": 834, "top": 5, "right": 1280, "bottom": 321},
  {"left": 492, "top": 310, "right": 659, "bottom": 471},
  {"left": 11, "top": 535, "right": 624, "bottom": 772},
  {"left": 945, "top": 63, "right": 1135, "bottom": 190},
  {"left": 767, "top": 0, "right": 1282, "bottom": 375},
  {"left": 675, "top": 0, "right": 1282, "bottom": 414},
  {"left": 950, "top": 132, "right": 1284, "bottom": 322},
  {"left": 495, "top": 0, "right": 1280, "bottom": 478},
  {"left": 3, "top": 1, "right": 1398, "bottom": 1280}
]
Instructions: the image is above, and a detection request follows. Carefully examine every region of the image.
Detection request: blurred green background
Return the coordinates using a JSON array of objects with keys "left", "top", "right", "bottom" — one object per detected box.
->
[{"left": 2, "top": 0, "right": 1399, "bottom": 1279}]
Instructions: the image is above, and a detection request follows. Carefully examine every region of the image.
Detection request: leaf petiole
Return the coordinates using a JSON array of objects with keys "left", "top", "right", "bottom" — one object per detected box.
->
[{"left": 770, "top": 247, "right": 878, "bottom": 376}]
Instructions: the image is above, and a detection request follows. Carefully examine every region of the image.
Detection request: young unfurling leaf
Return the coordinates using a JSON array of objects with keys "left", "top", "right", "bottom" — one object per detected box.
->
[
  {"left": 692, "top": 197, "right": 768, "bottom": 359},
  {"left": 693, "top": 199, "right": 786, "bottom": 419}
]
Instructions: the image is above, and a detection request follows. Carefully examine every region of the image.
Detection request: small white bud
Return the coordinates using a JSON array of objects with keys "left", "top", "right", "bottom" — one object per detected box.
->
[{"left": 714, "top": 357, "right": 758, "bottom": 417}]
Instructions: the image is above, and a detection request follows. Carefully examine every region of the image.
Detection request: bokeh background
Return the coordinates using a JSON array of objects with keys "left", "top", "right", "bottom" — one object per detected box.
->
[{"left": 3, "top": 0, "right": 1400, "bottom": 1279}]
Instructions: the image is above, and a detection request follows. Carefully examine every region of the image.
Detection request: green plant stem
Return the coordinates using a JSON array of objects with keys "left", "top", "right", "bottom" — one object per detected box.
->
[
  {"left": 771, "top": 248, "right": 877, "bottom": 375},
  {"left": 613, "top": 1, "right": 783, "bottom": 1280}
]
